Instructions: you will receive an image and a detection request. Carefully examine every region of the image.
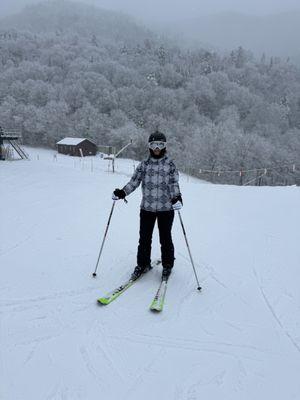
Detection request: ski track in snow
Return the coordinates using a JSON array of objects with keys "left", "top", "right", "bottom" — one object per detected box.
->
[
  {"left": 177, "top": 250, "right": 250, "bottom": 306},
  {"left": 22, "top": 342, "right": 40, "bottom": 366},
  {"left": 79, "top": 346, "right": 106, "bottom": 391},
  {"left": 0, "top": 286, "right": 100, "bottom": 310},
  {"left": 110, "top": 332, "right": 271, "bottom": 362},
  {"left": 46, "top": 382, "right": 61, "bottom": 400},
  {"left": 253, "top": 267, "right": 300, "bottom": 357},
  {"left": 123, "top": 347, "right": 167, "bottom": 399},
  {"left": 0, "top": 229, "right": 37, "bottom": 256},
  {"left": 90, "top": 317, "right": 127, "bottom": 383}
]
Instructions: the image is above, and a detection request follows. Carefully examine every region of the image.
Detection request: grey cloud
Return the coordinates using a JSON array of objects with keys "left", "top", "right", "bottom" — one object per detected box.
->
[{"left": 1, "top": 0, "right": 300, "bottom": 21}]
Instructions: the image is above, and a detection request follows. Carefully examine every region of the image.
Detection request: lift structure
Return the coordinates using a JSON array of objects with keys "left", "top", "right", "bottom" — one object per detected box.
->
[{"left": 0, "top": 128, "right": 29, "bottom": 160}]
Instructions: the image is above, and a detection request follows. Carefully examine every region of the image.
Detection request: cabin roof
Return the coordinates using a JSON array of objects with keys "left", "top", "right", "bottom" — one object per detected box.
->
[{"left": 56, "top": 137, "right": 96, "bottom": 146}]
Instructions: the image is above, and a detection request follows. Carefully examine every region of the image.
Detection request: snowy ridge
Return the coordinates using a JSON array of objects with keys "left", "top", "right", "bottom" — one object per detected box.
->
[{"left": 1, "top": 147, "right": 300, "bottom": 400}]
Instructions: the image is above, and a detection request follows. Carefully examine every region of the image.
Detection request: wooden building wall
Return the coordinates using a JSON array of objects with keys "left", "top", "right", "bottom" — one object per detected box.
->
[{"left": 57, "top": 140, "right": 97, "bottom": 156}]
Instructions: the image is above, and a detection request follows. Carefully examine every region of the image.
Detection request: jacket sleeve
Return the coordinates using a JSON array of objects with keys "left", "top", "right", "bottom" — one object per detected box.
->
[
  {"left": 169, "top": 161, "right": 181, "bottom": 200},
  {"left": 122, "top": 161, "right": 144, "bottom": 196}
]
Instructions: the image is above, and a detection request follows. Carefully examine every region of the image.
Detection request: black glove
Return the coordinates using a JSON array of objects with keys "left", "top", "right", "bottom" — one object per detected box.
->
[
  {"left": 171, "top": 194, "right": 183, "bottom": 205},
  {"left": 113, "top": 188, "right": 126, "bottom": 199}
]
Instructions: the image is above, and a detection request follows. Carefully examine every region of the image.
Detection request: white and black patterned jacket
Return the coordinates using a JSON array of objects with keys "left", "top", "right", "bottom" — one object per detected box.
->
[{"left": 122, "top": 155, "right": 181, "bottom": 212}]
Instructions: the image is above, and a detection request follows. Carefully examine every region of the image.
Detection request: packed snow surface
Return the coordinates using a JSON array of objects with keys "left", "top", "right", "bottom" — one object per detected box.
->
[{"left": 1, "top": 148, "right": 300, "bottom": 400}]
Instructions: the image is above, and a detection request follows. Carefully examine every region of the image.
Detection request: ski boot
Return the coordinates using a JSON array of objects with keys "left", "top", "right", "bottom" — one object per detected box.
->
[
  {"left": 162, "top": 266, "right": 172, "bottom": 282},
  {"left": 131, "top": 265, "right": 152, "bottom": 281}
]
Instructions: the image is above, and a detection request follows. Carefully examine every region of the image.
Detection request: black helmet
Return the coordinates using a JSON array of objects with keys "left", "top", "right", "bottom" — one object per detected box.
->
[{"left": 148, "top": 130, "right": 166, "bottom": 143}]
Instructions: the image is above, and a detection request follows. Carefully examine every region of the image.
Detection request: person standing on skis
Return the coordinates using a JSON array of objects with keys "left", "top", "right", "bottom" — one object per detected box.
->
[{"left": 112, "top": 130, "right": 182, "bottom": 281}]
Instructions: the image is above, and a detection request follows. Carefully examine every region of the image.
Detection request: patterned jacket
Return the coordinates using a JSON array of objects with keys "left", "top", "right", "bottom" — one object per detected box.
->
[{"left": 122, "top": 155, "right": 181, "bottom": 212}]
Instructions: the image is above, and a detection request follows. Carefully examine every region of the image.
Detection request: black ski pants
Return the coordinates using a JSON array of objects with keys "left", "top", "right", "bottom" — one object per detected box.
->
[{"left": 137, "top": 209, "right": 175, "bottom": 269}]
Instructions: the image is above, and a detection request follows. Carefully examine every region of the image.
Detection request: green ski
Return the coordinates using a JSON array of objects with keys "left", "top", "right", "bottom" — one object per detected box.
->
[
  {"left": 150, "top": 279, "right": 168, "bottom": 312},
  {"left": 97, "top": 279, "right": 136, "bottom": 305},
  {"left": 97, "top": 260, "right": 161, "bottom": 305}
]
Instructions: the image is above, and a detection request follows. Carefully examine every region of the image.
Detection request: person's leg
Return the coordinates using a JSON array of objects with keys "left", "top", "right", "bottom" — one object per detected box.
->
[
  {"left": 136, "top": 209, "right": 157, "bottom": 269},
  {"left": 157, "top": 210, "right": 175, "bottom": 278}
]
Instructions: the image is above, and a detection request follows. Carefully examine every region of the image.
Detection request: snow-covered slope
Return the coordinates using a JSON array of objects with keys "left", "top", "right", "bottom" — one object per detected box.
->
[{"left": 1, "top": 148, "right": 300, "bottom": 400}]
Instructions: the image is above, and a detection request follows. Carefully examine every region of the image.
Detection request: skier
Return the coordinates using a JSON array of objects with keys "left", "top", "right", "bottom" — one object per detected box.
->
[{"left": 112, "top": 130, "right": 182, "bottom": 282}]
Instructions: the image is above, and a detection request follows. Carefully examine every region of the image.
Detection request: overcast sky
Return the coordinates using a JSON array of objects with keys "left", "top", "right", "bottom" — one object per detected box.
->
[{"left": 1, "top": 0, "right": 300, "bottom": 21}]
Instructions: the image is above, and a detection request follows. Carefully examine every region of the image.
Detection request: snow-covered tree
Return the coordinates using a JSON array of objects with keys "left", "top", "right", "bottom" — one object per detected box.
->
[{"left": 0, "top": 0, "right": 300, "bottom": 185}]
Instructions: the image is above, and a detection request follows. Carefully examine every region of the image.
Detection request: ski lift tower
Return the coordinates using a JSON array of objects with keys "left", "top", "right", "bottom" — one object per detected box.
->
[
  {"left": 105, "top": 139, "right": 132, "bottom": 173},
  {"left": 0, "top": 127, "right": 29, "bottom": 160}
]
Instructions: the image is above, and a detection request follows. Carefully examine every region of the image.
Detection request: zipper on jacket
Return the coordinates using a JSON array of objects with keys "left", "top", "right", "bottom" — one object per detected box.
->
[{"left": 156, "top": 159, "right": 159, "bottom": 212}]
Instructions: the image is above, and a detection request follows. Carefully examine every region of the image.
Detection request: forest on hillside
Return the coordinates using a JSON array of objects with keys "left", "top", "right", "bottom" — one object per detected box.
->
[{"left": 1, "top": 1, "right": 300, "bottom": 185}]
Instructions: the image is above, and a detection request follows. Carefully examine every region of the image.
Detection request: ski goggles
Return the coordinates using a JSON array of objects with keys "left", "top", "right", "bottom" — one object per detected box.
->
[{"left": 148, "top": 141, "right": 166, "bottom": 150}]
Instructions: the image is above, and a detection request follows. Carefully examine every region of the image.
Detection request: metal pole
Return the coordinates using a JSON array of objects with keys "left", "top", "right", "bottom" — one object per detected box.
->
[
  {"left": 177, "top": 211, "right": 202, "bottom": 291},
  {"left": 92, "top": 201, "right": 116, "bottom": 277}
]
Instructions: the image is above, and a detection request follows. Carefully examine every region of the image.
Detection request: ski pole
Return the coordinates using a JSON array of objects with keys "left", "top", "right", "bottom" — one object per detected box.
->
[
  {"left": 177, "top": 210, "right": 202, "bottom": 291},
  {"left": 92, "top": 200, "right": 116, "bottom": 277}
]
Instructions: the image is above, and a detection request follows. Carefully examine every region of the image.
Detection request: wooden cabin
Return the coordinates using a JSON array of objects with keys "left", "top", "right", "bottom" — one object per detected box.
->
[{"left": 56, "top": 138, "right": 97, "bottom": 157}]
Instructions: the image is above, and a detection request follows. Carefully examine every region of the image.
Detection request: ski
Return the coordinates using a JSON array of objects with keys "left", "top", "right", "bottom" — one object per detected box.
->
[
  {"left": 150, "top": 279, "right": 168, "bottom": 312},
  {"left": 97, "top": 279, "right": 136, "bottom": 305},
  {"left": 97, "top": 260, "right": 161, "bottom": 305}
]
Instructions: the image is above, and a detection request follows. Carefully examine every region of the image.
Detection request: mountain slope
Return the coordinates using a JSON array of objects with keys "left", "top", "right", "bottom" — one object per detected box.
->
[
  {"left": 0, "top": 0, "right": 152, "bottom": 43},
  {"left": 1, "top": 147, "right": 300, "bottom": 399}
]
